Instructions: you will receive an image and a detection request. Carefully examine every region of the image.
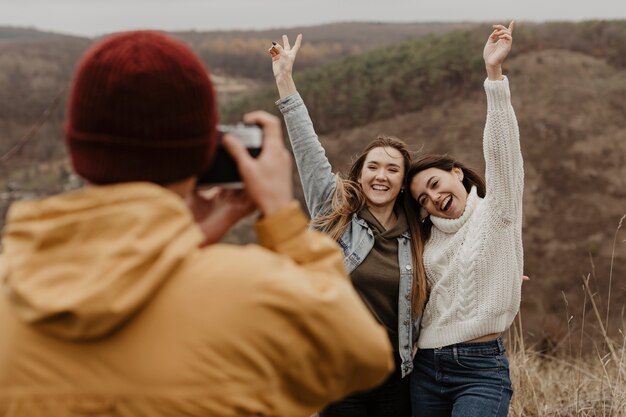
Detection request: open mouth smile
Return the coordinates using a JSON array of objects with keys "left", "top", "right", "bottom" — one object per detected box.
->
[
  {"left": 372, "top": 184, "right": 390, "bottom": 191},
  {"left": 440, "top": 195, "right": 453, "bottom": 212}
]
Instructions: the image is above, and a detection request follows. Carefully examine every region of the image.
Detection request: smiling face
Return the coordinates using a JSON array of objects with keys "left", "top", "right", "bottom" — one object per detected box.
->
[
  {"left": 409, "top": 167, "right": 469, "bottom": 219},
  {"left": 357, "top": 146, "right": 405, "bottom": 211}
]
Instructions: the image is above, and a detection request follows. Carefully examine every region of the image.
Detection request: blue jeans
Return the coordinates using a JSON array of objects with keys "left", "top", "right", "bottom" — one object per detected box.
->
[
  {"left": 319, "top": 357, "right": 411, "bottom": 417},
  {"left": 410, "top": 337, "right": 512, "bottom": 417}
]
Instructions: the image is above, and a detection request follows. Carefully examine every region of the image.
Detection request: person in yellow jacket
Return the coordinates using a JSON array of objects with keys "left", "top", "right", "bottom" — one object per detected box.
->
[{"left": 0, "top": 31, "right": 393, "bottom": 417}]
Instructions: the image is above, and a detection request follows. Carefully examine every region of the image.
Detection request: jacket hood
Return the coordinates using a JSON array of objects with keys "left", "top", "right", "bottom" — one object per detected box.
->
[{"left": 0, "top": 182, "right": 203, "bottom": 341}]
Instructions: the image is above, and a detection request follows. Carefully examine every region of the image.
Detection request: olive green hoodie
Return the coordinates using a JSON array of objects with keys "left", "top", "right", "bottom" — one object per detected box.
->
[{"left": 0, "top": 182, "right": 392, "bottom": 416}]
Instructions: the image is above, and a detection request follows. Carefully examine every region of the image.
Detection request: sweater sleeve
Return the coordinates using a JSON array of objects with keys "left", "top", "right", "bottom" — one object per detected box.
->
[
  {"left": 276, "top": 93, "right": 337, "bottom": 219},
  {"left": 253, "top": 201, "right": 394, "bottom": 414},
  {"left": 483, "top": 76, "right": 524, "bottom": 223}
]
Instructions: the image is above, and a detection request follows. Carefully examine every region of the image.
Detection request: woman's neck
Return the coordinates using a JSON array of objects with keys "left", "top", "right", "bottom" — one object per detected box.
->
[{"left": 366, "top": 204, "right": 397, "bottom": 230}]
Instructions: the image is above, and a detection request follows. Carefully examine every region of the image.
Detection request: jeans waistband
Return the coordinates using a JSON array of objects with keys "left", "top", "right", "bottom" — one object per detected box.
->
[{"left": 429, "top": 336, "right": 506, "bottom": 356}]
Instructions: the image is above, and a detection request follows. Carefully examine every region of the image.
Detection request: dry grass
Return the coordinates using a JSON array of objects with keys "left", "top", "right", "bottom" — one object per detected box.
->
[
  {"left": 508, "top": 340, "right": 626, "bottom": 416},
  {"left": 311, "top": 215, "right": 625, "bottom": 417},
  {"left": 508, "top": 214, "right": 626, "bottom": 417}
]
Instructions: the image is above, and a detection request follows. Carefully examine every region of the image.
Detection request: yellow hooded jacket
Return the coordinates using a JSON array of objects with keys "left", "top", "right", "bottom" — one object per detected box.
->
[{"left": 0, "top": 182, "right": 393, "bottom": 416}]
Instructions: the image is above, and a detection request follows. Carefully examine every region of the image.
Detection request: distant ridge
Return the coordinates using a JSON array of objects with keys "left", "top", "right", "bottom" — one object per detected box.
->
[
  {"left": 173, "top": 21, "right": 478, "bottom": 45},
  {"left": 0, "top": 26, "right": 89, "bottom": 42},
  {"left": 0, "top": 22, "right": 477, "bottom": 43}
]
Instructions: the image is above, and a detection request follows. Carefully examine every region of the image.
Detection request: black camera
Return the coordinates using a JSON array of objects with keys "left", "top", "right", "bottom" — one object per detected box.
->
[{"left": 196, "top": 124, "right": 263, "bottom": 188}]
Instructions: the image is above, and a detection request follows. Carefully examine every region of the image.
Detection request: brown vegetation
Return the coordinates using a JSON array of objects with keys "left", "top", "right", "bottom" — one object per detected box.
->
[
  {"left": 508, "top": 220, "right": 625, "bottom": 416},
  {"left": 310, "top": 48, "right": 626, "bottom": 351},
  {"left": 175, "top": 22, "right": 478, "bottom": 81},
  {"left": 0, "top": 22, "right": 624, "bottom": 363}
]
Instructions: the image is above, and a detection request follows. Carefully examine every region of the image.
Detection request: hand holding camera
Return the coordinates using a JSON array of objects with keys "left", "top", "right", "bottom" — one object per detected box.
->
[
  {"left": 189, "top": 111, "right": 293, "bottom": 244},
  {"left": 197, "top": 123, "right": 263, "bottom": 188},
  {"left": 187, "top": 187, "right": 256, "bottom": 246},
  {"left": 222, "top": 111, "right": 293, "bottom": 216}
]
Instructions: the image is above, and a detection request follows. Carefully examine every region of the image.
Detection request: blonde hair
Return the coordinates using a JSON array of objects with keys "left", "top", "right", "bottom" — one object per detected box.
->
[{"left": 312, "top": 136, "right": 429, "bottom": 316}]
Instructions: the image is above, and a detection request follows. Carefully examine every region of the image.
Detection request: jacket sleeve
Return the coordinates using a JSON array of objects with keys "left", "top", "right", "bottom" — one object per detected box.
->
[
  {"left": 276, "top": 93, "right": 338, "bottom": 219},
  {"left": 254, "top": 201, "right": 394, "bottom": 414},
  {"left": 483, "top": 76, "right": 524, "bottom": 223}
]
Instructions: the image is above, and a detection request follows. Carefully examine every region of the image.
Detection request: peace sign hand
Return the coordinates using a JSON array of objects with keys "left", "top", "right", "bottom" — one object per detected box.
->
[{"left": 269, "top": 34, "right": 302, "bottom": 81}]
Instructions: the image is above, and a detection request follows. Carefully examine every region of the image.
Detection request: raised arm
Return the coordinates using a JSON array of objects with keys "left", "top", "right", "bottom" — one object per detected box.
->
[
  {"left": 482, "top": 22, "right": 523, "bottom": 222},
  {"left": 270, "top": 35, "right": 337, "bottom": 219},
  {"left": 269, "top": 34, "right": 300, "bottom": 99}
]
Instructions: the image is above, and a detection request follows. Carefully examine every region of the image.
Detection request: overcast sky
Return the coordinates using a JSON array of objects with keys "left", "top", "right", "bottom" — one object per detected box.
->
[{"left": 3, "top": 0, "right": 626, "bottom": 38}]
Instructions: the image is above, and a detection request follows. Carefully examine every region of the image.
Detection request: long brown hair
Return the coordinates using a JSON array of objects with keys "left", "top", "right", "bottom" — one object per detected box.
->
[
  {"left": 312, "top": 136, "right": 429, "bottom": 316},
  {"left": 405, "top": 154, "right": 486, "bottom": 239}
]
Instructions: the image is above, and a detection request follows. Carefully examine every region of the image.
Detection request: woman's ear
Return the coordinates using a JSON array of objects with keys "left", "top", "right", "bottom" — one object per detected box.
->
[{"left": 453, "top": 167, "right": 464, "bottom": 181}]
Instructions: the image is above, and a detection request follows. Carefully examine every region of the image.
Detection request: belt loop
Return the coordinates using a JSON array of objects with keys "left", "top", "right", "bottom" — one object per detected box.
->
[
  {"left": 497, "top": 336, "right": 504, "bottom": 354},
  {"left": 453, "top": 345, "right": 458, "bottom": 361}
]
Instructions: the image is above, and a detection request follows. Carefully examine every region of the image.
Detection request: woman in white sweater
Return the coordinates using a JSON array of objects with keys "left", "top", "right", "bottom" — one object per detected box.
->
[{"left": 406, "top": 22, "right": 522, "bottom": 417}]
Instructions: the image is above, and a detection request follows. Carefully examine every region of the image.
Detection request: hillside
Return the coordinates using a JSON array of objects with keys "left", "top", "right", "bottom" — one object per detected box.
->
[
  {"left": 220, "top": 22, "right": 626, "bottom": 348},
  {"left": 310, "top": 49, "right": 626, "bottom": 349},
  {"left": 0, "top": 21, "right": 481, "bottom": 221},
  {"left": 0, "top": 33, "right": 91, "bottom": 196},
  {"left": 221, "top": 21, "right": 626, "bottom": 128},
  {"left": 174, "top": 22, "right": 478, "bottom": 81},
  {"left": 0, "top": 26, "right": 87, "bottom": 42},
  {"left": 0, "top": 22, "right": 624, "bottom": 351},
  {"left": 0, "top": 22, "right": 475, "bottom": 171}
]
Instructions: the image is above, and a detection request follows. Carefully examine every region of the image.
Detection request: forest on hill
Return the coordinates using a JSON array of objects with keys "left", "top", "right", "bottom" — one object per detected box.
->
[
  {"left": 0, "top": 22, "right": 472, "bottom": 176},
  {"left": 221, "top": 21, "right": 626, "bottom": 130},
  {"left": 174, "top": 21, "right": 477, "bottom": 81},
  {"left": 219, "top": 21, "right": 626, "bottom": 351},
  {"left": 0, "top": 21, "right": 624, "bottom": 353}
]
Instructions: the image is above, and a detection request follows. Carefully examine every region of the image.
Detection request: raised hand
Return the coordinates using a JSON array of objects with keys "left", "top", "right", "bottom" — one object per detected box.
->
[
  {"left": 269, "top": 34, "right": 302, "bottom": 98},
  {"left": 269, "top": 34, "right": 302, "bottom": 80},
  {"left": 483, "top": 21, "right": 514, "bottom": 80}
]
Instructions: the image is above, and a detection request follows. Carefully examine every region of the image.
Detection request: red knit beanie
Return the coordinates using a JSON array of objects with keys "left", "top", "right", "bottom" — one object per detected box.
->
[{"left": 65, "top": 31, "right": 218, "bottom": 185}]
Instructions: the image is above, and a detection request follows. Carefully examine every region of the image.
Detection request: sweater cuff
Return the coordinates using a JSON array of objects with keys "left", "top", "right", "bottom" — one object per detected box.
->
[
  {"left": 484, "top": 76, "right": 511, "bottom": 112},
  {"left": 275, "top": 92, "right": 304, "bottom": 114},
  {"left": 255, "top": 200, "right": 309, "bottom": 250}
]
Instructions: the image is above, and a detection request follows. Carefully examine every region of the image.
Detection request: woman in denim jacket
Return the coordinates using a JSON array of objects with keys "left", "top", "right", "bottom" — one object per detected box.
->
[{"left": 270, "top": 35, "right": 428, "bottom": 417}]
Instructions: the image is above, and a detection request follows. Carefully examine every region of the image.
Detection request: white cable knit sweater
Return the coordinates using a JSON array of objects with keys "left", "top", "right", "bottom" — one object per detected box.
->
[{"left": 417, "top": 76, "right": 524, "bottom": 349}]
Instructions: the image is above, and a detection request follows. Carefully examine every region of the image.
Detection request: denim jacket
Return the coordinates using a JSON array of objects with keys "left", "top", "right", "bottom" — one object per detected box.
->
[{"left": 277, "top": 93, "right": 420, "bottom": 377}]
